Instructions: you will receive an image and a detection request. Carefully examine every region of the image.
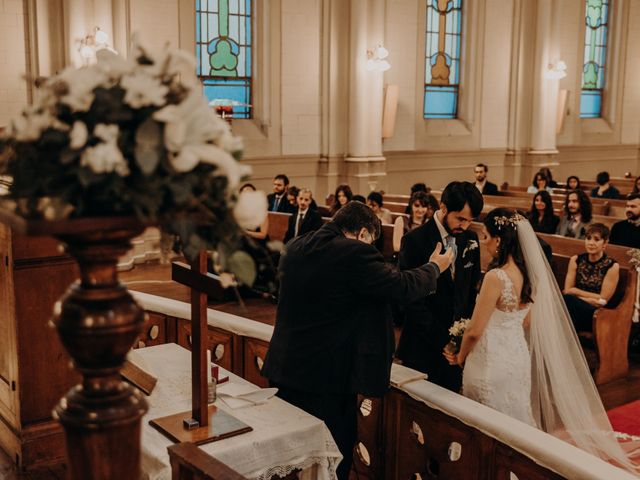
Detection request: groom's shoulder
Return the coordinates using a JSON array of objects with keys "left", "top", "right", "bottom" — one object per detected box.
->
[{"left": 463, "top": 228, "right": 479, "bottom": 241}]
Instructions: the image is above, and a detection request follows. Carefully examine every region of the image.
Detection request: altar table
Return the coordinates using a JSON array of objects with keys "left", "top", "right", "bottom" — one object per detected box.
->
[{"left": 138, "top": 343, "right": 342, "bottom": 480}]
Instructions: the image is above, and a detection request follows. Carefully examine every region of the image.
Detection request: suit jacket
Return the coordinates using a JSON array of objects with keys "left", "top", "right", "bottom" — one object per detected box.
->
[
  {"left": 556, "top": 216, "right": 587, "bottom": 239},
  {"left": 395, "top": 219, "right": 481, "bottom": 391},
  {"left": 480, "top": 181, "right": 499, "bottom": 196},
  {"left": 262, "top": 222, "right": 440, "bottom": 397},
  {"left": 283, "top": 208, "right": 323, "bottom": 244},
  {"left": 267, "top": 193, "right": 295, "bottom": 213}
]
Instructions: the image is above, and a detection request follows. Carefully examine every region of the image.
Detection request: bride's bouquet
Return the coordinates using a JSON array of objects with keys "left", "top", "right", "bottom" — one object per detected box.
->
[{"left": 445, "top": 318, "right": 470, "bottom": 354}]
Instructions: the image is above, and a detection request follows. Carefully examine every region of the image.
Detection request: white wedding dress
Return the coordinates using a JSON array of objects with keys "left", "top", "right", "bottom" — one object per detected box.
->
[{"left": 462, "top": 268, "right": 535, "bottom": 426}]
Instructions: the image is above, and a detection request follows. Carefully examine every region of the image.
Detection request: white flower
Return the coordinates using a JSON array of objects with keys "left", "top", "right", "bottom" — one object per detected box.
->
[
  {"left": 121, "top": 71, "right": 169, "bottom": 108},
  {"left": 94, "top": 123, "right": 119, "bottom": 143},
  {"left": 153, "top": 91, "right": 248, "bottom": 186},
  {"left": 218, "top": 272, "right": 237, "bottom": 289},
  {"left": 95, "top": 49, "right": 136, "bottom": 78},
  {"left": 463, "top": 240, "right": 479, "bottom": 258},
  {"left": 80, "top": 142, "right": 129, "bottom": 176},
  {"left": 233, "top": 190, "right": 267, "bottom": 230},
  {"left": 166, "top": 50, "right": 198, "bottom": 85},
  {"left": 448, "top": 318, "right": 470, "bottom": 337},
  {"left": 54, "top": 66, "right": 109, "bottom": 112},
  {"left": 69, "top": 121, "right": 88, "bottom": 149},
  {"left": 11, "top": 108, "right": 53, "bottom": 141}
]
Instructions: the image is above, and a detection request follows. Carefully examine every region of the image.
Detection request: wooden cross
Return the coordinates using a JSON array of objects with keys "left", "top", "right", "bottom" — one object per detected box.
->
[{"left": 149, "top": 250, "right": 251, "bottom": 444}]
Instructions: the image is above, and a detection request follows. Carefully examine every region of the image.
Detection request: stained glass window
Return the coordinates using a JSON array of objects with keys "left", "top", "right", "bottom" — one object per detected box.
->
[
  {"left": 424, "top": 0, "right": 463, "bottom": 119},
  {"left": 580, "top": 0, "right": 610, "bottom": 119},
  {"left": 196, "top": 0, "right": 252, "bottom": 119}
]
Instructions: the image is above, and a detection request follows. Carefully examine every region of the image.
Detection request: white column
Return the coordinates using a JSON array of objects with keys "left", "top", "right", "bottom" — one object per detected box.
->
[
  {"left": 529, "top": 0, "right": 560, "bottom": 153},
  {"left": 347, "top": 0, "right": 385, "bottom": 160}
]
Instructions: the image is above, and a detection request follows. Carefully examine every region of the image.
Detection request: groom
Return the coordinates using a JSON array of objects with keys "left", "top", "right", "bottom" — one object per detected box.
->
[{"left": 396, "top": 181, "right": 483, "bottom": 392}]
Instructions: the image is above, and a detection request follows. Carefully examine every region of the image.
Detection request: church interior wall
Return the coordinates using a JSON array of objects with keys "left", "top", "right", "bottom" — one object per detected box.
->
[{"left": 0, "top": 0, "right": 638, "bottom": 199}]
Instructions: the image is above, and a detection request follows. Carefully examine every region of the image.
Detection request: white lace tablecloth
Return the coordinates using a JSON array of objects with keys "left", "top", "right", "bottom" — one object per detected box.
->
[{"left": 138, "top": 344, "right": 342, "bottom": 480}]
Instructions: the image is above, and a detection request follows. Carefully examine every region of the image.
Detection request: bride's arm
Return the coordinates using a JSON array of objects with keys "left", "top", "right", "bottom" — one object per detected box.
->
[{"left": 456, "top": 270, "right": 502, "bottom": 365}]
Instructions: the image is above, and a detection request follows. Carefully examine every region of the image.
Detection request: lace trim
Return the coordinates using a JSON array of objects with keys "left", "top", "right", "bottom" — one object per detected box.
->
[
  {"left": 494, "top": 269, "right": 519, "bottom": 312},
  {"left": 256, "top": 456, "right": 340, "bottom": 480}
]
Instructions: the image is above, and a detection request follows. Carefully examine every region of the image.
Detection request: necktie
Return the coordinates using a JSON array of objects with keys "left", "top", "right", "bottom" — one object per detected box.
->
[
  {"left": 295, "top": 213, "right": 304, "bottom": 236},
  {"left": 273, "top": 196, "right": 280, "bottom": 212},
  {"left": 446, "top": 236, "right": 457, "bottom": 278}
]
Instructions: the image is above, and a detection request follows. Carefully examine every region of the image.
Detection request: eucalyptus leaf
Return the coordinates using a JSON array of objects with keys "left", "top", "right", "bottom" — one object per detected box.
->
[
  {"left": 135, "top": 117, "right": 162, "bottom": 175},
  {"left": 227, "top": 250, "right": 257, "bottom": 286}
]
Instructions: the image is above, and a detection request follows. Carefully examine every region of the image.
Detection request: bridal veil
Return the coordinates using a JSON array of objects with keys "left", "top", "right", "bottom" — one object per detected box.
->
[{"left": 516, "top": 218, "right": 639, "bottom": 474}]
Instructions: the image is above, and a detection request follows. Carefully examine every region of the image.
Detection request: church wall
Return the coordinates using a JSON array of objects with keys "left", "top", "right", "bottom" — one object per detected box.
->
[{"left": 0, "top": 0, "right": 28, "bottom": 129}]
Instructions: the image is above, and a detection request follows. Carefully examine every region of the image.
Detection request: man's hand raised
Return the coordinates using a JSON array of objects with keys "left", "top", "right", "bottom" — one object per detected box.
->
[{"left": 429, "top": 242, "right": 454, "bottom": 274}]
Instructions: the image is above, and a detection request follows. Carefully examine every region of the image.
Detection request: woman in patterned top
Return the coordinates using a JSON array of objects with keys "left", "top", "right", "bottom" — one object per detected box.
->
[{"left": 562, "top": 223, "right": 620, "bottom": 332}]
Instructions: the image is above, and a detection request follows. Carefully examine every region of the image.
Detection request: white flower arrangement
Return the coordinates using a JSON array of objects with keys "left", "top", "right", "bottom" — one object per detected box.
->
[{"left": 0, "top": 36, "right": 265, "bottom": 285}]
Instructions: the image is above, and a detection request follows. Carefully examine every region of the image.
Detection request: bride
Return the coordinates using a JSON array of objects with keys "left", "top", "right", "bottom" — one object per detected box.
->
[{"left": 444, "top": 207, "right": 639, "bottom": 474}]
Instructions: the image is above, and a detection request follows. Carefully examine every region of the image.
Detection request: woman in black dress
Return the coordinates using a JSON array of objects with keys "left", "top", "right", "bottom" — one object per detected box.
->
[{"left": 527, "top": 190, "right": 559, "bottom": 234}]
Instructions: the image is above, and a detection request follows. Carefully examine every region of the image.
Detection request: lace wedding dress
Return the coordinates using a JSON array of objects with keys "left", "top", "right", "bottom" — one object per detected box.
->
[{"left": 462, "top": 269, "right": 535, "bottom": 426}]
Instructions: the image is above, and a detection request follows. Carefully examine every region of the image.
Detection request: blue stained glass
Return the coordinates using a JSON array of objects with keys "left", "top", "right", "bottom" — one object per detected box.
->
[
  {"left": 424, "top": 0, "right": 463, "bottom": 119},
  {"left": 197, "top": 0, "right": 253, "bottom": 118},
  {"left": 424, "top": 86, "right": 458, "bottom": 119},
  {"left": 580, "top": 0, "right": 610, "bottom": 118},
  {"left": 580, "top": 91, "right": 602, "bottom": 118}
]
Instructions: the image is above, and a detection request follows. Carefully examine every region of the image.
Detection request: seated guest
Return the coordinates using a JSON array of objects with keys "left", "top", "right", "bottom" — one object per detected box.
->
[
  {"left": 405, "top": 183, "right": 430, "bottom": 214},
  {"left": 239, "top": 183, "right": 269, "bottom": 245},
  {"left": 539, "top": 167, "right": 558, "bottom": 188},
  {"left": 283, "top": 188, "right": 323, "bottom": 244},
  {"left": 329, "top": 184, "right": 354, "bottom": 216},
  {"left": 591, "top": 171, "right": 620, "bottom": 199},
  {"left": 527, "top": 190, "right": 560, "bottom": 234},
  {"left": 393, "top": 192, "right": 437, "bottom": 252},
  {"left": 557, "top": 189, "right": 592, "bottom": 239},
  {"left": 353, "top": 194, "right": 366, "bottom": 203},
  {"left": 286, "top": 185, "right": 300, "bottom": 210},
  {"left": 268, "top": 174, "right": 295, "bottom": 213},
  {"left": 473, "top": 163, "right": 499, "bottom": 195},
  {"left": 367, "top": 191, "right": 393, "bottom": 224},
  {"left": 633, "top": 176, "right": 640, "bottom": 194},
  {"left": 566, "top": 175, "right": 581, "bottom": 191},
  {"left": 610, "top": 193, "right": 640, "bottom": 247},
  {"left": 410, "top": 182, "right": 429, "bottom": 194},
  {"left": 563, "top": 224, "right": 619, "bottom": 332},
  {"left": 527, "top": 171, "right": 553, "bottom": 193}
]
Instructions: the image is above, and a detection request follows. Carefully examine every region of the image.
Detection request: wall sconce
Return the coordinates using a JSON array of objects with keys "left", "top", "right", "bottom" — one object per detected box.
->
[
  {"left": 77, "top": 27, "right": 115, "bottom": 65},
  {"left": 365, "top": 44, "right": 391, "bottom": 72},
  {"left": 545, "top": 60, "right": 567, "bottom": 80}
]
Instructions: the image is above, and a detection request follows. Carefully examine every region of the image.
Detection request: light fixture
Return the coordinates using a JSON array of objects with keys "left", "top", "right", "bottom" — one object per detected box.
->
[
  {"left": 77, "top": 27, "right": 115, "bottom": 65},
  {"left": 545, "top": 60, "right": 567, "bottom": 80},
  {"left": 365, "top": 44, "right": 391, "bottom": 72}
]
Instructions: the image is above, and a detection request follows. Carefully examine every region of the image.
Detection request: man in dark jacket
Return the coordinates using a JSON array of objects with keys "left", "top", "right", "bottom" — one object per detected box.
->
[
  {"left": 396, "top": 181, "right": 483, "bottom": 393},
  {"left": 267, "top": 174, "right": 295, "bottom": 213},
  {"left": 283, "top": 188, "right": 323, "bottom": 244},
  {"left": 262, "top": 202, "right": 452, "bottom": 479},
  {"left": 473, "top": 163, "right": 499, "bottom": 195}
]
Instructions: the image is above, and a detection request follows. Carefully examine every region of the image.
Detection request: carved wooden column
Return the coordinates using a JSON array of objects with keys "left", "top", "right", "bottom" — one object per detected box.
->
[{"left": 29, "top": 218, "right": 149, "bottom": 480}]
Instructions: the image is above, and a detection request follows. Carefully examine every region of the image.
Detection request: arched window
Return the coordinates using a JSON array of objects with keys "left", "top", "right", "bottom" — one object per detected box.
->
[
  {"left": 580, "top": 0, "right": 610, "bottom": 119},
  {"left": 196, "top": 0, "right": 252, "bottom": 119},
  {"left": 423, "top": 0, "right": 463, "bottom": 119}
]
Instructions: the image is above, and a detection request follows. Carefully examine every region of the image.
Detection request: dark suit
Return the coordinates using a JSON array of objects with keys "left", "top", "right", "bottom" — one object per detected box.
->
[
  {"left": 283, "top": 208, "right": 323, "bottom": 244},
  {"left": 478, "top": 181, "right": 499, "bottom": 196},
  {"left": 267, "top": 192, "right": 294, "bottom": 213},
  {"left": 396, "top": 219, "right": 481, "bottom": 392},
  {"left": 262, "top": 222, "right": 440, "bottom": 479}
]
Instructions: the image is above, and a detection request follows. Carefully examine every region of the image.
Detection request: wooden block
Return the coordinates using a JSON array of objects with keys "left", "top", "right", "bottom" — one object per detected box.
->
[{"left": 149, "top": 405, "right": 252, "bottom": 446}]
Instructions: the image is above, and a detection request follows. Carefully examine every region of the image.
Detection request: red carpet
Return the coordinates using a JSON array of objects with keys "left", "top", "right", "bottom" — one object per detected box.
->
[{"left": 608, "top": 400, "right": 640, "bottom": 437}]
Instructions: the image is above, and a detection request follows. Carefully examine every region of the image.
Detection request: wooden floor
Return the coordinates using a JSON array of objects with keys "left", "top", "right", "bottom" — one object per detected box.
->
[{"left": 2, "top": 261, "right": 639, "bottom": 479}]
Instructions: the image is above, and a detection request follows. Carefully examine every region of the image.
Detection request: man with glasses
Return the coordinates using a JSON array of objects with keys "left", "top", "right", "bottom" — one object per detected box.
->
[
  {"left": 262, "top": 202, "right": 452, "bottom": 479},
  {"left": 396, "top": 181, "right": 484, "bottom": 392}
]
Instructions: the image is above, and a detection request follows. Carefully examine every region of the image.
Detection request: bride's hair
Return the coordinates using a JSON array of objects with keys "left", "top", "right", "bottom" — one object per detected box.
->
[{"left": 484, "top": 208, "right": 533, "bottom": 304}]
